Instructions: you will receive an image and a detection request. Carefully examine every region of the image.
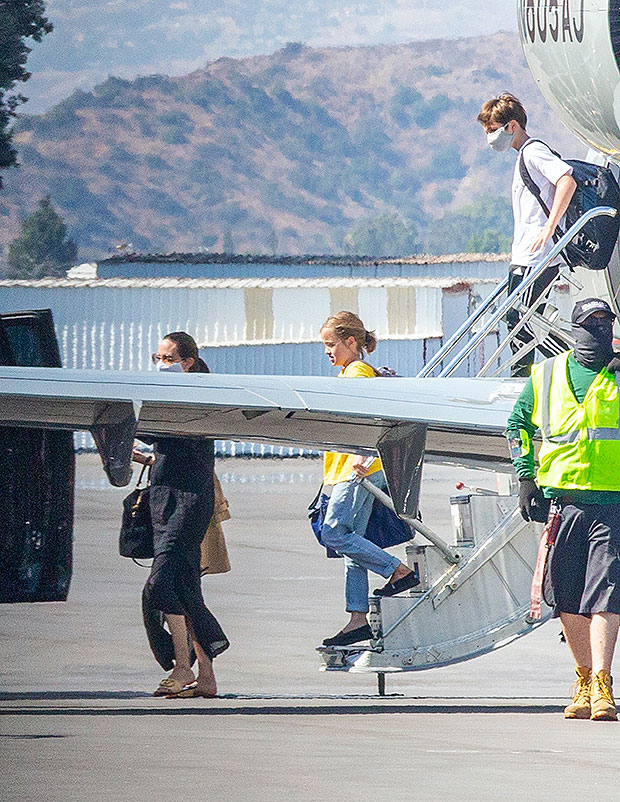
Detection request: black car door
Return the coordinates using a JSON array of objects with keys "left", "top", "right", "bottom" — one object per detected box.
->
[{"left": 0, "top": 309, "right": 75, "bottom": 602}]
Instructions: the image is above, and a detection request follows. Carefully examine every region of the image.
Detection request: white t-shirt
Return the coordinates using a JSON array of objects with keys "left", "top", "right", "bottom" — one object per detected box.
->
[{"left": 511, "top": 139, "right": 573, "bottom": 268}]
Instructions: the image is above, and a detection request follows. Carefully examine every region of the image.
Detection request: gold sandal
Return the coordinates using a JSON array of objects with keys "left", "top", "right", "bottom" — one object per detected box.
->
[
  {"left": 166, "top": 685, "right": 216, "bottom": 699},
  {"left": 153, "top": 677, "right": 196, "bottom": 697}
]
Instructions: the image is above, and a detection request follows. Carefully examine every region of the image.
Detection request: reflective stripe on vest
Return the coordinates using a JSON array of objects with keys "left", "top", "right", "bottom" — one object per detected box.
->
[
  {"left": 531, "top": 351, "right": 620, "bottom": 491},
  {"left": 540, "top": 354, "right": 620, "bottom": 443}
]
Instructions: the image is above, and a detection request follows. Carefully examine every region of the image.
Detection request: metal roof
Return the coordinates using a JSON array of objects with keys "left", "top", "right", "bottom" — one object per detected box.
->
[
  {"left": 99, "top": 252, "right": 510, "bottom": 266},
  {"left": 0, "top": 276, "right": 500, "bottom": 290}
]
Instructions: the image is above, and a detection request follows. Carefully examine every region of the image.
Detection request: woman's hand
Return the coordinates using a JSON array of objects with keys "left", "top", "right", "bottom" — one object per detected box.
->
[
  {"left": 351, "top": 455, "right": 371, "bottom": 478},
  {"left": 132, "top": 447, "right": 154, "bottom": 465}
]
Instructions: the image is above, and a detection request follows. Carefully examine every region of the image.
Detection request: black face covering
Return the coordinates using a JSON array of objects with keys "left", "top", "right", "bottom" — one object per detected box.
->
[{"left": 572, "top": 317, "right": 614, "bottom": 371}]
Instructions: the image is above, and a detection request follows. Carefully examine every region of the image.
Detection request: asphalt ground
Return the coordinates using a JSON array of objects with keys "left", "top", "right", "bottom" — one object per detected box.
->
[{"left": 2, "top": 454, "right": 620, "bottom": 801}]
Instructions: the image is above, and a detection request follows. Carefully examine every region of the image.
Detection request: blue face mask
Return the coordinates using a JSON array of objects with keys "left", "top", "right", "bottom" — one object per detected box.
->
[
  {"left": 157, "top": 361, "right": 184, "bottom": 373},
  {"left": 487, "top": 123, "right": 514, "bottom": 152}
]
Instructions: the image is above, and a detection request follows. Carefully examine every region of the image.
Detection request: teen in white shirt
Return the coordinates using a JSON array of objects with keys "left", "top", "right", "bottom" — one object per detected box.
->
[{"left": 478, "top": 92, "right": 576, "bottom": 376}]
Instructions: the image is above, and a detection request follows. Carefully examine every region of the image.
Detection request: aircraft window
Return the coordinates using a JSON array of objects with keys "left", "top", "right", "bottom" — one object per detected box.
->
[{"left": 0, "top": 323, "right": 14, "bottom": 366}]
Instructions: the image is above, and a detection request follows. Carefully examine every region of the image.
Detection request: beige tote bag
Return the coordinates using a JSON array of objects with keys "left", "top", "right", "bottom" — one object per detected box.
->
[{"left": 200, "top": 471, "right": 231, "bottom": 575}]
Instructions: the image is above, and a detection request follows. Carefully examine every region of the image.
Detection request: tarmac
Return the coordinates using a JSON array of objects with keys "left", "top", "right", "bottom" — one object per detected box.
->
[{"left": 2, "top": 454, "right": 620, "bottom": 801}]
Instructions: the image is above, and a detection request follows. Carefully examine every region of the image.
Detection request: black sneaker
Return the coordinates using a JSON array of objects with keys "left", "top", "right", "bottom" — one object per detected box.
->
[
  {"left": 322, "top": 624, "right": 373, "bottom": 646},
  {"left": 373, "top": 568, "right": 420, "bottom": 597}
]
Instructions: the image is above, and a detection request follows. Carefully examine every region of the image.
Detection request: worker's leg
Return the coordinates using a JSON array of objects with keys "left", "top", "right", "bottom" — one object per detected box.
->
[
  {"left": 590, "top": 612, "right": 620, "bottom": 674},
  {"left": 560, "top": 612, "right": 591, "bottom": 669},
  {"left": 550, "top": 503, "right": 592, "bottom": 718},
  {"left": 578, "top": 504, "right": 620, "bottom": 720},
  {"left": 580, "top": 504, "right": 620, "bottom": 672}
]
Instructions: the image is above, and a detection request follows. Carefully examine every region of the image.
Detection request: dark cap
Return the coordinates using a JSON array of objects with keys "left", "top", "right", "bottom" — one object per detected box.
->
[{"left": 572, "top": 297, "right": 616, "bottom": 324}]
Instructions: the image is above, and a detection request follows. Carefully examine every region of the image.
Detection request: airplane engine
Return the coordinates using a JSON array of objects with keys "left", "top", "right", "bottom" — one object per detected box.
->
[{"left": 518, "top": 0, "right": 620, "bottom": 311}]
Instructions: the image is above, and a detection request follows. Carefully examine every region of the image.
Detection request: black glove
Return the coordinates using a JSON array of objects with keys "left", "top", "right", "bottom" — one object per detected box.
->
[
  {"left": 518, "top": 478, "right": 550, "bottom": 523},
  {"left": 607, "top": 355, "right": 620, "bottom": 373}
]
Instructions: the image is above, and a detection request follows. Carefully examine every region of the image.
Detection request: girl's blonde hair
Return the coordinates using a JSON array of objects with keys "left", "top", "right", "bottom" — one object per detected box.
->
[{"left": 321, "top": 310, "right": 377, "bottom": 356}]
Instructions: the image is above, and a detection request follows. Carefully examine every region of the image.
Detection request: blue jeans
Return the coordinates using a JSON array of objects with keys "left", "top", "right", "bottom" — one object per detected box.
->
[{"left": 321, "top": 471, "right": 400, "bottom": 613}]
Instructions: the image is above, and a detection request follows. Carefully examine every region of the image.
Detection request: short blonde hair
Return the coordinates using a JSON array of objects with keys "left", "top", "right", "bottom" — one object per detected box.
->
[
  {"left": 477, "top": 92, "right": 527, "bottom": 130},
  {"left": 321, "top": 310, "right": 377, "bottom": 356}
]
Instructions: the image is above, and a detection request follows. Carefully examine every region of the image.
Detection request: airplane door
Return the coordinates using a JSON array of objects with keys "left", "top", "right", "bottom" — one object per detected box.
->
[
  {"left": 0, "top": 309, "right": 75, "bottom": 603},
  {"left": 604, "top": 242, "right": 620, "bottom": 316}
]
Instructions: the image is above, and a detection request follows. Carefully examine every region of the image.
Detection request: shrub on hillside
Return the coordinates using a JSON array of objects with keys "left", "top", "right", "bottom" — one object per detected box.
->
[
  {"left": 143, "top": 189, "right": 185, "bottom": 217},
  {"left": 142, "top": 154, "right": 172, "bottom": 171},
  {"left": 159, "top": 110, "right": 192, "bottom": 128},
  {"left": 344, "top": 212, "right": 421, "bottom": 257},
  {"left": 424, "top": 195, "right": 512, "bottom": 254},
  {"left": 162, "top": 126, "right": 188, "bottom": 145}
]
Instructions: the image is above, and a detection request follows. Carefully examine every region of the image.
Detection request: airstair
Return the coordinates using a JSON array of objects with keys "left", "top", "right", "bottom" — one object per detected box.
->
[{"left": 318, "top": 206, "right": 618, "bottom": 692}]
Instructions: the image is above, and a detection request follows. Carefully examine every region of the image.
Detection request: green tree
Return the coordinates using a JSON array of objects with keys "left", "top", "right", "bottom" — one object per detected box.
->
[
  {"left": 424, "top": 196, "right": 512, "bottom": 255},
  {"left": 0, "top": 1, "right": 53, "bottom": 186},
  {"left": 344, "top": 213, "right": 421, "bottom": 257},
  {"left": 7, "top": 196, "right": 78, "bottom": 278},
  {"left": 466, "top": 228, "right": 512, "bottom": 254}
]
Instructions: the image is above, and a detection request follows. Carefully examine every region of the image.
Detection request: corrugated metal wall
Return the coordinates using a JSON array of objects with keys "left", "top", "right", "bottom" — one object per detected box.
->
[
  {"left": 201, "top": 338, "right": 433, "bottom": 377},
  {"left": 0, "top": 278, "right": 476, "bottom": 371},
  {"left": 0, "top": 275, "right": 495, "bottom": 456}
]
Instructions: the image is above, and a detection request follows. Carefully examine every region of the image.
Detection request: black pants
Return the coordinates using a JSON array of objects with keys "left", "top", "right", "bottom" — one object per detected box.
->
[{"left": 506, "top": 264, "right": 568, "bottom": 377}]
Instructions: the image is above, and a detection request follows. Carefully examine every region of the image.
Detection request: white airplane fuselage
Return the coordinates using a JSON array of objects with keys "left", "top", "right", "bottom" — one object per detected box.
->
[{"left": 518, "top": 0, "right": 620, "bottom": 313}]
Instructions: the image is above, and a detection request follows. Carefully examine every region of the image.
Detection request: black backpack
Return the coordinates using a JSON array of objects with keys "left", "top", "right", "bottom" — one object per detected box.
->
[{"left": 519, "top": 139, "right": 620, "bottom": 271}]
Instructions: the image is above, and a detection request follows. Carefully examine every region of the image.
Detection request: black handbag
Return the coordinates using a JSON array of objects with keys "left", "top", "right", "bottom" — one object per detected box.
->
[{"left": 119, "top": 463, "right": 154, "bottom": 559}]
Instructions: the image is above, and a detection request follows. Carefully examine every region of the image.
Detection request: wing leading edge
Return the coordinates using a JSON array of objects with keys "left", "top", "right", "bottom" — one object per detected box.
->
[{"left": 0, "top": 367, "right": 523, "bottom": 474}]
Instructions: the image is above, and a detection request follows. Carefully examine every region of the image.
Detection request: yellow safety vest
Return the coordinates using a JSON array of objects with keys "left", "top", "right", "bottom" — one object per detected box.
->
[{"left": 531, "top": 350, "right": 620, "bottom": 491}]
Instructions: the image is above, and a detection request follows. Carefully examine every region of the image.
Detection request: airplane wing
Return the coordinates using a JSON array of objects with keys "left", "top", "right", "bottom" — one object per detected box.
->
[{"left": 0, "top": 367, "right": 525, "bottom": 487}]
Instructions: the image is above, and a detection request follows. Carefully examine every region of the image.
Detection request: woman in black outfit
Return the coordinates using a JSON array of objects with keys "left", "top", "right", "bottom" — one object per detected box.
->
[{"left": 134, "top": 332, "right": 229, "bottom": 698}]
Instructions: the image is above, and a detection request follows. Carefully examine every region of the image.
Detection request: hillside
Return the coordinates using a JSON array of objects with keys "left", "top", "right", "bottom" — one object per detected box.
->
[
  {"left": 0, "top": 32, "right": 584, "bottom": 259},
  {"left": 24, "top": 0, "right": 518, "bottom": 113}
]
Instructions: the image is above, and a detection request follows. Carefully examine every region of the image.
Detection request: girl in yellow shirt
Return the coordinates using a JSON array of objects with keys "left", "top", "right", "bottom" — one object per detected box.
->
[{"left": 319, "top": 311, "right": 419, "bottom": 647}]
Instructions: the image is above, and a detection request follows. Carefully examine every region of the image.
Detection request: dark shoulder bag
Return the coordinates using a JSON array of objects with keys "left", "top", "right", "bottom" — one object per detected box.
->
[
  {"left": 119, "top": 463, "right": 154, "bottom": 559},
  {"left": 308, "top": 484, "right": 414, "bottom": 557}
]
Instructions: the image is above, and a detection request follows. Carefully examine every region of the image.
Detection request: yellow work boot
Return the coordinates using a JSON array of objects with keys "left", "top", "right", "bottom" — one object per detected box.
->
[
  {"left": 564, "top": 666, "right": 592, "bottom": 719},
  {"left": 590, "top": 670, "right": 617, "bottom": 721}
]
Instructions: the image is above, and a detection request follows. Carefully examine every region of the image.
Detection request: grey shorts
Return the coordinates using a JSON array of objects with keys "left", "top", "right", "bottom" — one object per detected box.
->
[{"left": 549, "top": 501, "right": 620, "bottom": 616}]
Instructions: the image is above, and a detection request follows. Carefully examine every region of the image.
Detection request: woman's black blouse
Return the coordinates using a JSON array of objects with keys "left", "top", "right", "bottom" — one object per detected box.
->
[{"left": 143, "top": 436, "right": 214, "bottom": 495}]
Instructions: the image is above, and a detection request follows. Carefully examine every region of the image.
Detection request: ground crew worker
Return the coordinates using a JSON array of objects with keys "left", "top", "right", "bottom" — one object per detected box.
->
[{"left": 505, "top": 297, "right": 620, "bottom": 721}]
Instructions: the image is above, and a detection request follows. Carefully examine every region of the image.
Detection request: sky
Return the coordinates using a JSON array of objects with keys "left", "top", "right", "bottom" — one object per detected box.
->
[{"left": 22, "top": 0, "right": 519, "bottom": 113}]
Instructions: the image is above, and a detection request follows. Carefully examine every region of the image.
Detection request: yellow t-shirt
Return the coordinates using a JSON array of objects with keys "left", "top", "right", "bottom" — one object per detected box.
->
[{"left": 323, "top": 360, "right": 382, "bottom": 486}]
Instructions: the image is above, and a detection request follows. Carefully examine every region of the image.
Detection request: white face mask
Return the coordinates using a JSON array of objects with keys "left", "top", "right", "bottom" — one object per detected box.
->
[
  {"left": 157, "top": 361, "right": 184, "bottom": 373},
  {"left": 487, "top": 123, "right": 514, "bottom": 152}
]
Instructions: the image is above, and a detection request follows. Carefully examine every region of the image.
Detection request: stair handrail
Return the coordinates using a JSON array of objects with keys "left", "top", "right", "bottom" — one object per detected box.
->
[
  {"left": 436, "top": 206, "right": 617, "bottom": 378},
  {"left": 416, "top": 275, "right": 509, "bottom": 377}
]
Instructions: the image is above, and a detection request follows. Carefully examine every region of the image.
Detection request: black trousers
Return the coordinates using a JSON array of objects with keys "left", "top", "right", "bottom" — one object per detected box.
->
[{"left": 506, "top": 263, "right": 568, "bottom": 377}]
